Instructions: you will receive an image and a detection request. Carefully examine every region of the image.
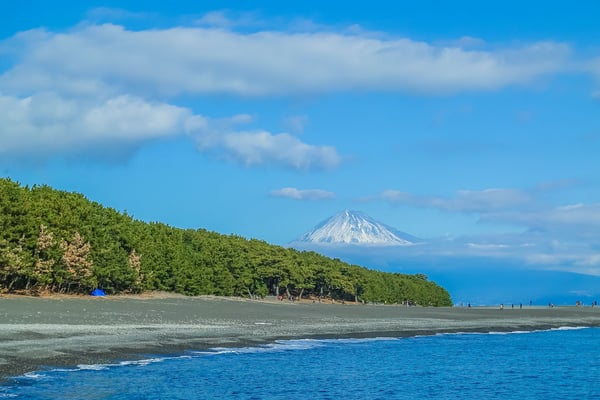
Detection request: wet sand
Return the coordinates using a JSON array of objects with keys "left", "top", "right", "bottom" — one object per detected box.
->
[{"left": 1, "top": 295, "right": 599, "bottom": 382}]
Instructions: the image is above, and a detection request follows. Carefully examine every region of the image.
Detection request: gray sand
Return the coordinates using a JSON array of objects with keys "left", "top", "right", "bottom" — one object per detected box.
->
[{"left": 1, "top": 295, "right": 599, "bottom": 381}]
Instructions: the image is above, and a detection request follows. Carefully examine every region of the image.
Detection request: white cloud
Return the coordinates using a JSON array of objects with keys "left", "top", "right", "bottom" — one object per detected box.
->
[
  {"left": 466, "top": 242, "right": 510, "bottom": 249},
  {"left": 196, "top": 11, "right": 234, "bottom": 28},
  {"left": 0, "top": 92, "right": 188, "bottom": 156},
  {"left": 0, "top": 23, "right": 573, "bottom": 98},
  {"left": 587, "top": 56, "right": 600, "bottom": 74},
  {"left": 0, "top": 92, "right": 340, "bottom": 170},
  {"left": 381, "top": 188, "right": 531, "bottom": 213},
  {"left": 586, "top": 56, "right": 600, "bottom": 97},
  {"left": 0, "top": 19, "right": 578, "bottom": 166},
  {"left": 380, "top": 187, "right": 600, "bottom": 241},
  {"left": 483, "top": 203, "right": 600, "bottom": 232},
  {"left": 378, "top": 187, "right": 600, "bottom": 269},
  {"left": 0, "top": 20, "right": 356, "bottom": 168},
  {"left": 409, "top": 231, "right": 600, "bottom": 273},
  {"left": 270, "top": 187, "right": 335, "bottom": 200},
  {"left": 534, "top": 179, "right": 579, "bottom": 192},
  {"left": 195, "top": 129, "right": 340, "bottom": 170},
  {"left": 284, "top": 115, "right": 308, "bottom": 134},
  {"left": 453, "top": 36, "right": 485, "bottom": 48},
  {"left": 194, "top": 10, "right": 264, "bottom": 30},
  {"left": 524, "top": 252, "right": 600, "bottom": 275}
]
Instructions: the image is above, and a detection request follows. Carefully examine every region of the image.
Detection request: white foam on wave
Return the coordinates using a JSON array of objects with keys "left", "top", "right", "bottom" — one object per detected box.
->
[
  {"left": 192, "top": 340, "right": 324, "bottom": 357},
  {"left": 10, "top": 354, "right": 191, "bottom": 384},
  {"left": 550, "top": 326, "right": 589, "bottom": 331},
  {"left": 21, "top": 372, "right": 45, "bottom": 379},
  {"left": 76, "top": 364, "right": 109, "bottom": 371},
  {"left": 191, "top": 337, "right": 399, "bottom": 357},
  {"left": 438, "top": 326, "right": 594, "bottom": 337},
  {"left": 11, "top": 370, "right": 55, "bottom": 381},
  {"left": 416, "top": 326, "right": 595, "bottom": 339},
  {"left": 117, "top": 356, "right": 190, "bottom": 367},
  {"left": 488, "top": 326, "right": 591, "bottom": 335},
  {"left": 487, "top": 330, "right": 532, "bottom": 335},
  {"left": 314, "top": 337, "right": 399, "bottom": 345}
]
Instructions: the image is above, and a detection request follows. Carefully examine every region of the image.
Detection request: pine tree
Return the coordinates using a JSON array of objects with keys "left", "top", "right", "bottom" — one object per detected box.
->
[
  {"left": 0, "top": 239, "right": 29, "bottom": 291},
  {"left": 128, "top": 248, "right": 143, "bottom": 292},
  {"left": 60, "top": 232, "right": 95, "bottom": 293},
  {"left": 33, "top": 225, "right": 56, "bottom": 292}
]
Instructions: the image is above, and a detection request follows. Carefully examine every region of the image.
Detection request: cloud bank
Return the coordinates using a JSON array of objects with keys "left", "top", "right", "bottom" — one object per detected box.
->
[
  {"left": 378, "top": 187, "right": 600, "bottom": 233},
  {"left": 372, "top": 187, "right": 600, "bottom": 272},
  {"left": 0, "top": 14, "right": 592, "bottom": 167},
  {"left": 0, "top": 93, "right": 187, "bottom": 157},
  {"left": 380, "top": 188, "right": 532, "bottom": 213},
  {"left": 0, "top": 90, "right": 340, "bottom": 169},
  {"left": 0, "top": 23, "right": 572, "bottom": 98}
]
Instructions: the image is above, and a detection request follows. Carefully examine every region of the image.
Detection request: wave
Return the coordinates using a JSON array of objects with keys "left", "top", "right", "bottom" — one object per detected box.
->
[
  {"left": 192, "top": 339, "right": 326, "bottom": 356},
  {"left": 12, "top": 355, "right": 191, "bottom": 382},
  {"left": 426, "top": 325, "right": 593, "bottom": 337},
  {"left": 191, "top": 337, "right": 402, "bottom": 357},
  {"left": 487, "top": 326, "right": 591, "bottom": 335},
  {"left": 549, "top": 326, "right": 589, "bottom": 331},
  {"left": 8, "top": 337, "right": 399, "bottom": 383},
  {"left": 7, "top": 327, "right": 596, "bottom": 384}
]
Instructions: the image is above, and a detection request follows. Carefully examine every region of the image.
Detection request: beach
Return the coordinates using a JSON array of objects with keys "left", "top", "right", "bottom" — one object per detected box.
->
[{"left": 1, "top": 295, "right": 600, "bottom": 382}]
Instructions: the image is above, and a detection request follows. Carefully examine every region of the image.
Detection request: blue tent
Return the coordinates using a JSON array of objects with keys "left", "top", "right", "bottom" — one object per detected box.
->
[{"left": 91, "top": 288, "right": 106, "bottom": 296}]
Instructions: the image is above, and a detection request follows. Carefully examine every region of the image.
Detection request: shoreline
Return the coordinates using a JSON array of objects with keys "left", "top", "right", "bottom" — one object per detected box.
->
[{"left": 2, "top": 295, "right": 600, "bottom": 382}]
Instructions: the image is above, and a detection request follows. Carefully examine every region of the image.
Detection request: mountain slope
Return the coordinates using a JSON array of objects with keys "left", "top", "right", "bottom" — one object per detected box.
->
[{"left": 295, "top": 210, "right": 420, "bottom": 246}]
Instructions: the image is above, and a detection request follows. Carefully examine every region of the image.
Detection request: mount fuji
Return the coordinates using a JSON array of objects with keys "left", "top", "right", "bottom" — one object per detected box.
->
[
  {"left": 292, "top": 210, "right": 420, "bottom": 247},
  {"left": 288, "top": 211, "right": 600, "bottom": 306}
]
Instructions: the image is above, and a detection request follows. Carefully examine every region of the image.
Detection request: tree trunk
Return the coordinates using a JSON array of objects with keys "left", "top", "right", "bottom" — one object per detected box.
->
[{"left": 8, "top": 277, "right": 16, "bottom": 291}]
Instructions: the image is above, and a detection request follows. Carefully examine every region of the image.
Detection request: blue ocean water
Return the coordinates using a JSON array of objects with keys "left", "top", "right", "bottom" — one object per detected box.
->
[{"left": 2, "top": 327, "right": 599, "bottom": 399}]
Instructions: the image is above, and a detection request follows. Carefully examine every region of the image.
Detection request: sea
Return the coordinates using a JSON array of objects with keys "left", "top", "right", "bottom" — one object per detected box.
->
[{"left": 1, "top": 327, "right": 598, "bottom": 399}]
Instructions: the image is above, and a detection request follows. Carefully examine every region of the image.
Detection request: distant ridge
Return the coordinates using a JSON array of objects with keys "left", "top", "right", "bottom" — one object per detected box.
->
[{"left": 293, "top": 210, "right": 420, "bottom": 246}]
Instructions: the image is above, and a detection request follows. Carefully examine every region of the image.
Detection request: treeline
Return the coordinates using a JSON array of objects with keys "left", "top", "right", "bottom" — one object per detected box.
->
[{"left": 0, "top": 178, "right": 452, "bottom": 306}]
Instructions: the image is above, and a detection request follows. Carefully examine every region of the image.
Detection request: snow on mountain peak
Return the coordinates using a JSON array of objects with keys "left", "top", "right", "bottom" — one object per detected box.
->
[{"left": 295, "top": 210, "right": 419, "bottom": 246}]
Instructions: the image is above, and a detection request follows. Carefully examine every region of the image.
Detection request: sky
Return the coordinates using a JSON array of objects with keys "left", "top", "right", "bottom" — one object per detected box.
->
[{"left": 1, "top": 1, "right": 600, "bottom": 284}]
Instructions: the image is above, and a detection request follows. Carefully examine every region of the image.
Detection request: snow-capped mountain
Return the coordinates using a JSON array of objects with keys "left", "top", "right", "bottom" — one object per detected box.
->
[{"left": 294, "top": 210, "right": 420, "bottom": 246}]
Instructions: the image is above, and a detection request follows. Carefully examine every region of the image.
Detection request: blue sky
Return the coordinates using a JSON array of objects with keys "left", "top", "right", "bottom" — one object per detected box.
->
[{"left": 1, "top": 1, "right": 600, "bottom": 281}]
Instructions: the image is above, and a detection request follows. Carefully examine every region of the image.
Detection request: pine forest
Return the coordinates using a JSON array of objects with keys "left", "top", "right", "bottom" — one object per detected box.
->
[{"left": 0, "top": 178, "right": 452, "bottom": 306}]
